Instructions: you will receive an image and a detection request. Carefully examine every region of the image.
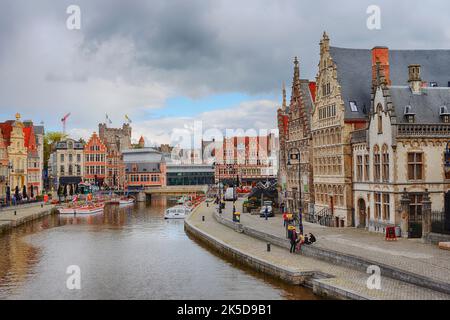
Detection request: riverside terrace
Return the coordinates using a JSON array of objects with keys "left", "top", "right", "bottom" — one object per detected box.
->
[{"left": 185, "top": 199, "right": 450, "bottom": 299}]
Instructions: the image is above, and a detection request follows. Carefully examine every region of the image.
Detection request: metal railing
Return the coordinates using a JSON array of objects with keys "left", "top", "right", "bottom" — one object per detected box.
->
[
  {"left": 304, "top": 207, "right": 334, "bottom": 227},
  {"left": 431, "top": 210, "right": 450, "bottom": 235}
]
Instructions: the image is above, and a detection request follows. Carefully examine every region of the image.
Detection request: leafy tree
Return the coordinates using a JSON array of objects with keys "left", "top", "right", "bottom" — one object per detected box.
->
[{"left": 43, "top": 131, "right": 67, "bottom": 170}]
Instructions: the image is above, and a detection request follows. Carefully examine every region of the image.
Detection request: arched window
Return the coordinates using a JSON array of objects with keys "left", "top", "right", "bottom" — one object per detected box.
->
[
  {"left": 382, "top": 144, "right": 389, "bottom": 182},
  {"left": 373, "top": 145, "right": 381, "bottom": 182}
]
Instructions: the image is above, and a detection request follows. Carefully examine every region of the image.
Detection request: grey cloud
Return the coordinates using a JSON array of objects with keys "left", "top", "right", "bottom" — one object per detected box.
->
[{"left": 1, "top": 0, "right": 450, "bottom": 140}]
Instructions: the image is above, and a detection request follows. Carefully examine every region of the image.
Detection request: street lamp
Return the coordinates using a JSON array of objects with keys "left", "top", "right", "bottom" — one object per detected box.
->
[{"left": 287, "top": 147, "right": 303, "bottom": 235}]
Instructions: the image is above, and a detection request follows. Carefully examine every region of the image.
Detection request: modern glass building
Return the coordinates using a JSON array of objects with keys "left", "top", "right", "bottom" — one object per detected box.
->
[{"left": 166, "top": 164, "right": 215, "bottom": 186}]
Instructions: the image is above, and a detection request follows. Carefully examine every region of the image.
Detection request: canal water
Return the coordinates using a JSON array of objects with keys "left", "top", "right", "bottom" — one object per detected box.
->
[{"left": 0, "top": 196, "right": 318, "bottom": 300}]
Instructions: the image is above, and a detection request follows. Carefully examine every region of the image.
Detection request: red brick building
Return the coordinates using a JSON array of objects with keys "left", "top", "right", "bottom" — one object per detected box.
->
[
  {"left": 214, "top": 134, "right": 278, "bottom": 186},
  {"left": 84, "top": 132, "right": 107, "bottom": 186}
]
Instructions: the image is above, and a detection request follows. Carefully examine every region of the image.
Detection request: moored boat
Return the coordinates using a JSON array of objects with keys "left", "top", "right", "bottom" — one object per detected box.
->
[
  {"left": 164, "top": 205, "right": 192, "bottom": 219},
  {"left": 119, "top": 198, "right": 135, "bottom": 205},
  {"left": 75, "top": 203, "right": 105, "bottom": 214}
]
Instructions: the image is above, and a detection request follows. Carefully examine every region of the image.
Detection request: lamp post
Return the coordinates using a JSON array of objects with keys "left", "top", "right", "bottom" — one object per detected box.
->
[{"left": 287, "top": 147, "right": 303, "bottom": 235}]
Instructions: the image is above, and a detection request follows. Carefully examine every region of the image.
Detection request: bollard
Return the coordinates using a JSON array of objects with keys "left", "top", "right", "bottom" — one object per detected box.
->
[
  {"left": 267, "top": 243, "right": 271, "bottom": 252},
  {"left": 14, "top": 210, "right": 17, "bottom": 216},
  {"left": 41, "top": 204, "right": 43, "bottom": 208},
  {"left": 202, "top": 216, "right": 205, "bottom": 222}
]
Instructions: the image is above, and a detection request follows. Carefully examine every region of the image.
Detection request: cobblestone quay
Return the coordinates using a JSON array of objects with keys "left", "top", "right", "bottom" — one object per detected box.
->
[{"left": 185, "top": 200, "right": 450, "bottom": 300}]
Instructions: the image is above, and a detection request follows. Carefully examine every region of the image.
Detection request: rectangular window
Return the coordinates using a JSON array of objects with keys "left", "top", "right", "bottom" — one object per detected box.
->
[
  {"left": 382, "top": 194, "right": 390, "bottom": 221},
  {"left": 382, "top": 152, "right": 389, "bottom": 182},
  {"left": 375, "top": 193, "right": 381, "bottom": 220},
  {"left": 374, "top": 153, "right": 381, "bottom": 182},
  {"left": 60, "top": 154, "right": 64, "bottom": 162},
  {"left": 408, "top": 153, "right": 423, "bottom": 180},
  {"left": 356, "top": 155, "right": 363, "bottom": 182},
  {"left": 364, "top": 155, "right": 369, "bottom": 181},
  {"left": 77, "top": 154, "right": 81, "bottom": 162}
]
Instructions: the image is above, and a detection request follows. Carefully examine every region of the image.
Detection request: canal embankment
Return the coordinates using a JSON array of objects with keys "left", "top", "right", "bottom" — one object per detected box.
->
[
  {"left": 185, "top": 202, "right": 450, "bottom": 300},
  {"left": 0, "top": 203, "right": 57, "bottom": 234}
]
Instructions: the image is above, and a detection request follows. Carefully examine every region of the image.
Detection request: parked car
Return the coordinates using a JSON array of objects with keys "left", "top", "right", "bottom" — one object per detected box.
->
[
  {"left": 224, "top": 187, "right": 237, "bottom": 201},
  {"left": 260, "top": 201, "right": 274, "bottom": 218}
]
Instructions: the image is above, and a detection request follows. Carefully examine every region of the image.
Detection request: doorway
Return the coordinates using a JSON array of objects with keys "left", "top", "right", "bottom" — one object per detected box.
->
[{"left": 358, "top": 198, "right": 366, "bottom": 228}]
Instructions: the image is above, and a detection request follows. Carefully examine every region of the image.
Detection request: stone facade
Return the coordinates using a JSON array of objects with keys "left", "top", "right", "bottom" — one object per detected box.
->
[
  {"left": 283, "top": 58, "right": 315, "bottom": 215},
  {"left": 311, "top": 33, "right": 367, "bottom": 226},
  {"left": 352, "top": 50, "right": 450, "bottom": 237},
  {"left": 99, "top": 123, "right": 131, "bottom": 189},
  {"left": 48, "top": 139, "right": 85, "bottom": 189}
]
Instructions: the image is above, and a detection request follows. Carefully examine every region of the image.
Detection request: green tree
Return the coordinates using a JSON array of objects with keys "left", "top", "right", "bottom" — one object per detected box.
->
[{"left": 43, "top": 131, "right": 67, "bottom": 170}]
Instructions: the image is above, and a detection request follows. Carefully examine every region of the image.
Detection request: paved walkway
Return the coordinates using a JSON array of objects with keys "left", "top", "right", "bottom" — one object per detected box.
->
[
  {"left": 0, "top": 203, "right": 55, "bottom": 232},
  {"left": 225, "top": 200, "right": 450, "bottom": 286},
  {"left": 187, "top": 202, "right": 450, "bottom": 300}
]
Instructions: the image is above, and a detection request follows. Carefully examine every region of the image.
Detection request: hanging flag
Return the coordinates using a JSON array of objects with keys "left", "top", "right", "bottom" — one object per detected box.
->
[
  {"left": 105, "top": 114, "right": 112, "bottom": 124},
  {"left": 125, "top": 115, "right": 132, "bottom": 123}
]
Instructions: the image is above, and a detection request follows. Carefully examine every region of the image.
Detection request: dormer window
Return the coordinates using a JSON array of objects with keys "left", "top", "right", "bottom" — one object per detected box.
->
[
  {"left": 404, "top": 105, "right": 415, "bottom": 123},
  {"left": 440, "top": 105, "right": 450, "bottom": 123},
  {"left": 350, "top": 101, "right": 358, "bottom": 112}
]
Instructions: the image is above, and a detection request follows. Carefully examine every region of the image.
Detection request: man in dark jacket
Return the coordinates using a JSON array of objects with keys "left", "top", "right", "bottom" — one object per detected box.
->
[{"left": 288, "top": 226, "right": 297, "bottom": 253}]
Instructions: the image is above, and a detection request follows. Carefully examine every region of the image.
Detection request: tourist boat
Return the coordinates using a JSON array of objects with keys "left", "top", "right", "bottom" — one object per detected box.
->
[
  {"left": 119, "top": 198, "right": 135, "bottom": 206},
  {"left": 164, "top": 205, "right": 192, "bottom": 219},
  {"left": 58, "top": 207, "right": 78, "bottom": 214},
  {"left": 75, "top": 202, "right": 105, "bottom": 214}
]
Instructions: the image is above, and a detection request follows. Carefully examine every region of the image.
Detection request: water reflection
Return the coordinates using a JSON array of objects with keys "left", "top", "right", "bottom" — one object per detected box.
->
[{"left": 0, "top": 196, "right": 318, "bottom": 300}]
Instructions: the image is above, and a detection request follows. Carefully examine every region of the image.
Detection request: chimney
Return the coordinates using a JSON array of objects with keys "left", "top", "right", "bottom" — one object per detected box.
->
[
  {"left": 408, "top": 64, "right": 422, "bottom": 94},
  {"left": 371, "top": 47, "right": 391, "bottom": 86}
]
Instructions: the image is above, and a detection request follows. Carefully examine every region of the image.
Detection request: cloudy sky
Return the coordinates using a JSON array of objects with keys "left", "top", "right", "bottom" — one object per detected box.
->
[{"left": 0, "top": 0, "right": 449, "bottom": 146}]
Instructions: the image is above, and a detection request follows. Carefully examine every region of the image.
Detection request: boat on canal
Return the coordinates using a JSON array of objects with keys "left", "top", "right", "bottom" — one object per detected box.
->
[
  {"left": 164, "top": 205, "right": 192, "bottom": 219},
  {"left": 58, "top": 202, "right": 105, "bottom": 215},
  {"left": 119, "top": 197, "right": 135, "bottom": 206}
]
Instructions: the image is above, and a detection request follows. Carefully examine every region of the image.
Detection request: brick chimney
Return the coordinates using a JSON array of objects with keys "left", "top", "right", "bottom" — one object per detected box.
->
[
  {"left": 408, "top": 64, "right": 422, "bottom": 94},
  {"left": 371, "top": 46, "right": 391, "bottom": 86}
]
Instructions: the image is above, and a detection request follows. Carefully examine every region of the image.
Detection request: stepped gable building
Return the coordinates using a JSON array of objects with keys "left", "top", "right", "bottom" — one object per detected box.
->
[
  {"left": 351, "top": 46, "right": 450, "bottom": 238},
  {"left": 99, "top": 123, "right": 131, "bottom": 189},
  {"left": 84, "top": 132, "right": 107, "bottom": 186},
  {"left": 311, "top": 32, "right": 369, "bottom": 227},
  {"left": 283, "top": 57, "right": 316, "bottom": 215}
]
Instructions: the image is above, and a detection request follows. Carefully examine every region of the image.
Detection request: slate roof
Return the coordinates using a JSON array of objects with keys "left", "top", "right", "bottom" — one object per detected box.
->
[
  {"left": 300, "top": 80, "right": 314, "bottom": 114},
  {"left": 389, "top": 86, "right": 450, "bottom": 124},
  {"left": 56, "top": 139, "right": 85, "bottom": 150},
  {"left": 125, "top": 163, "right": 162, "bottom": 173},
  {"left": 329, "top": 47, "right": 450, "bottom": 121}
]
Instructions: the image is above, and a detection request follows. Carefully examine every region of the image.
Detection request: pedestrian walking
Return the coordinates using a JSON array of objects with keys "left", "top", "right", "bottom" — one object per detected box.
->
[
  {"left": 264, "top": 206, "right": 268, "bottom": 221},
  {"left": 288, "top": 225, "right": 297, "bottom": 253}
]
